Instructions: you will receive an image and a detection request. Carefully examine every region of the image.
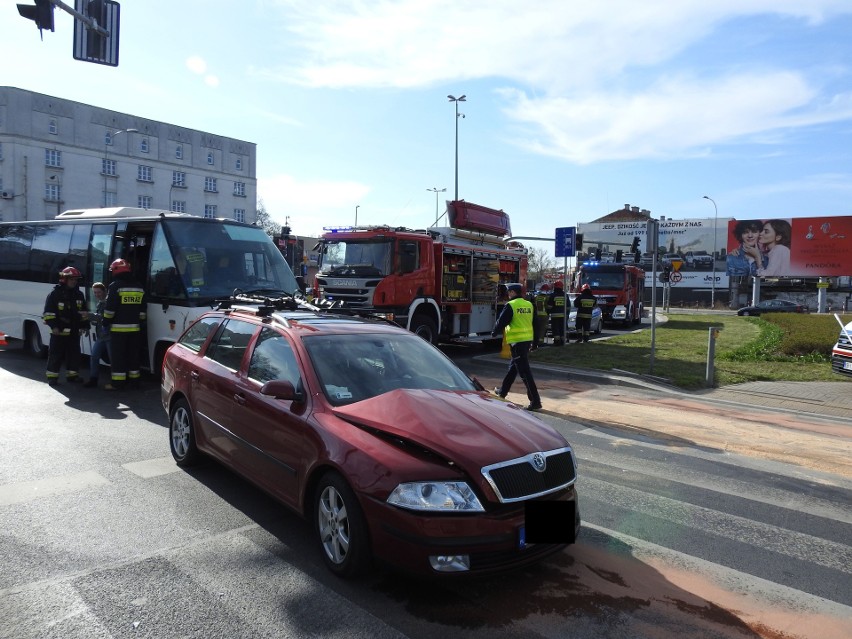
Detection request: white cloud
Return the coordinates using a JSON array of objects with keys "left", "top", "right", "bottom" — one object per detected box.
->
[
  {"left": 186, "top": 56, "right": 207, "bottom": 75},
  {"left": 499, "top": 73, "right": 852, "bottom": 163},
  {"left": 258, "top": 1, "right": 852, "bottom": 162},
  {"left": 204, "top": 75, "right": 220, "bottom": 88}
]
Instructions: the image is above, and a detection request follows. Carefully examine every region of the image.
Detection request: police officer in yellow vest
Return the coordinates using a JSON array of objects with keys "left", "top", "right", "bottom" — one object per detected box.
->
[
  {"left": 533, "top": 282, "right": 551, "bottom": 348},
  {"left": 491, "top": 283, "right": 542, "bottom": 411},
  {"left": 573, "top": 283, "right": 598, "bottom": 343}
]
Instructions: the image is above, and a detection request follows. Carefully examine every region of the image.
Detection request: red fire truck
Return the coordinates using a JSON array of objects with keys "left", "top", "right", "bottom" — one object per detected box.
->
[
  {"left": 571, "top": 261, "right": 645, "bottom": 326},
  {"left": 313, "top": 201, "right": 527, "bottom": 343}
]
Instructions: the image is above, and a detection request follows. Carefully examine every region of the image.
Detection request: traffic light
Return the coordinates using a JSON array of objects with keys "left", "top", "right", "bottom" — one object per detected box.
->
[
  {"left": 595, "top": 248, "right": 602, "bottom": 261},
  {"left": 630, "top": 236, "right": 640, "bottom": 252},
  {"left": 615, "top": 250, "right": 623, "bottom": 262},
  {"left": 17, "top": 0, "right": 54, "bottom": 37},
  {"left": 576, "top": 233, "right": 583, "bottom": 251}
]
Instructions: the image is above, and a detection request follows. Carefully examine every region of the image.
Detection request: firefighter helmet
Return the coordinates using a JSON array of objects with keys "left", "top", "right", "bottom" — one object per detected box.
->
[
  {"left": 581, "top": 284, "right": 591, "bottom": 292},
  {"left": 59, "top": 266, "right": 81, "bottom": 281},
  {"left": 507, "top": 283, "right": 524, "bottom": 296},
  {"left": 539, "top": 283, "right": 551, "bottom": 292},
  {"left": 109, "top": 259, "right": 131, "bottom": 275}
]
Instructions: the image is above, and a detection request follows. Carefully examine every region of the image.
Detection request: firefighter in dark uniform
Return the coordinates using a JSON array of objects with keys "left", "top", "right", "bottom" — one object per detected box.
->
[
  {"left": 103, "top": 259, "right": 146, "bottom": 390},
  {"left": 546, "top": 280, "right": 566, "bottom": 345},
  {"left": 533, "top": 283, "right": 551, "bottom": 348},
  {"left": 491, "top": 283, "right": 542, "bottom": 411},
  {"left": 573, "top": 283, "right": 598, "bottom": 343},
  {"left": 43, "top": 266, "right": 89, "bottom": 386}
]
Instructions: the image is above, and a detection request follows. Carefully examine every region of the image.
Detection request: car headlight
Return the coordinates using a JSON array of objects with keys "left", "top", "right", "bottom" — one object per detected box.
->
[{"left": 387, "top": 481, "right": 485, "bottom": 512}]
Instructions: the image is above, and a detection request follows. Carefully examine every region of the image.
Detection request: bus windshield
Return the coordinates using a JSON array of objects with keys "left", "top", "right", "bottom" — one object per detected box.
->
[
  {"left": 318, "top": 239, "right": 393, "bottom": 277},
  {"left": 149, "top": 218, "right": 299, "bottom": 302}
]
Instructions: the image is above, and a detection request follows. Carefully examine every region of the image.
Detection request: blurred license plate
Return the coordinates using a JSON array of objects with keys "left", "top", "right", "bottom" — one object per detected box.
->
[{"left": 844, "top": 362, "right": 852, "bottom": 371}]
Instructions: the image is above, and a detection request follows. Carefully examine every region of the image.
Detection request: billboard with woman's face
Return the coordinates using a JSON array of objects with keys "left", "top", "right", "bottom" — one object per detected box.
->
[{"left": 726, "top": 216, "right": 852, "bottom": 277}]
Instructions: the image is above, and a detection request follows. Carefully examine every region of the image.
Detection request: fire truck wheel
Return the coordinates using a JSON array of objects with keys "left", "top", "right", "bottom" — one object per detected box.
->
[{"left": 410, "top": 315, "right": 438, "bottom": 345}]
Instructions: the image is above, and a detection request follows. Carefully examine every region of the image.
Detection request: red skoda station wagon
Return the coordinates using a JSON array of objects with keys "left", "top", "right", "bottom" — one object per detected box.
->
[{"left": 161, "top": 294, "right": 580, "bottom": 577}]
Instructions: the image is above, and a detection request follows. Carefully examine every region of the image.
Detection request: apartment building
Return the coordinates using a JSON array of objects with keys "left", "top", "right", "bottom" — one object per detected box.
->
[{"left": 0, "top": 86, "right": 256, "bottom": 223}]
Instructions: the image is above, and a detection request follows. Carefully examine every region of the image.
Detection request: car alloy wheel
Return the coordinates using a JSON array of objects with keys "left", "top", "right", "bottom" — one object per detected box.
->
[
  {"left": 315, "top": 472, "right": 370, "bottom": 577},
  {"left": 170, "top": 399, "right": 201, "bottom": 467}
]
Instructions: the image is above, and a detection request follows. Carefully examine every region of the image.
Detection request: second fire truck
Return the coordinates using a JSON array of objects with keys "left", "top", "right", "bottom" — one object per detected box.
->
[
  {"left": 571, "top": 261, "right": 645, "bottom": 326},
  {"left": 313, "top": 200, "right": 528, "bottom": 343}
]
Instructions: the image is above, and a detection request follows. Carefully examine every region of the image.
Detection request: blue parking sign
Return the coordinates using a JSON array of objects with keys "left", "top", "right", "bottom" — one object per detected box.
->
[{"left": 555, "top": 227, "right": 575, "bottom": 258}]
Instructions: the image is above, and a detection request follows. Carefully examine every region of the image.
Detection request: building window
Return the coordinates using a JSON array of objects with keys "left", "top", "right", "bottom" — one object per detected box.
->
[
  {"left": 102, "top": 158, "right": 117, "bottom": 176},
  {"left": 171, "top": 200, "right": 186, "bottom": 213},
  {"left": 49, "top": 118, "right": 58, "bottom": 135},
  {"left": 172, "top": 171, "right": 186, "bottom": 187},
  {"left": 45, "top": 149, "right": 62, "bottom": 167},
  {"left": 0, "top": 142, "right": 4, "bottom": 160},
  {"left": 141, "top": 137, "right": 149, "bottom": 153},
  {"left": 236, "top": 157, "right": 243, "bottom": 171},
  {"left": 234, "top": 208, "right": 246, "bottom": 223},
  {"left": 204, "top": 177, "right": 218, "bottom": 192},
  {"left": 207, "top": 152, "right": 215, "bottom": 166},
  {"left": 175, "top": 144, "right": 183, "bottom": 160},
  {"left": 137, "top": 165, "right": 153, "bottom": 182},
  {"left": 104, "top": 191, "right": 117, "bottom": 207},
  {"left": 105, "top": 131, "right": 113, "bottom": 145},
  {"left": 45, "top": 182, "right": 61, "bottom": 201},
  {"left": 138, "top": 195, "right": 152, "bottom": 209},
  {"left": 204, "top": 205, "right": 217, "bottom": 219},
  {"left": 233, "top": 182, "right": 246, "bottom": 197}
]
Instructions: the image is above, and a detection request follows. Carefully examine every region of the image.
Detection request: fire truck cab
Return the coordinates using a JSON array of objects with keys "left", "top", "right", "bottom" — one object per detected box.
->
[
  {"left": 314, "top": 201, "right": 527, "bottom": 343},
  {"left": 572, "top": 262, "right": 645, "bottom": 326}
]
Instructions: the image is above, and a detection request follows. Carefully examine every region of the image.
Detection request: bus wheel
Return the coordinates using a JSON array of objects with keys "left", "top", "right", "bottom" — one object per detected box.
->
[
  {"left": 25, "top": 322, "right": 47, "bottom": 359},
  {"left": 410, "top": 315, "right": 438, "bottom": 345}
]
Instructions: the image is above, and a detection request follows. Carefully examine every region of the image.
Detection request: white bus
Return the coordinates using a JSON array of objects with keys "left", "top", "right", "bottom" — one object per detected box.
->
[{"left": 0, "top": 207, "right": 299, "bottom": 373}]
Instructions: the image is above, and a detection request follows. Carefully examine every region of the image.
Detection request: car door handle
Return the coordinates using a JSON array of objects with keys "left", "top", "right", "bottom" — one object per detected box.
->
[
  {"left": 234, "top": 393, "right": 246, "bottom": 405},
  {"left": 190, "top": 371, "right": 200, "bottom": 381}
]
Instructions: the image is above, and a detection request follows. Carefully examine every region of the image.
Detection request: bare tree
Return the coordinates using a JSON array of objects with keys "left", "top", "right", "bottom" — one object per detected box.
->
[
  {"left": 527, "top": 246, "right": 555, "bottom": 283},
  {"left": 255, "top": 199, "right": 281, "bottom": 238}
]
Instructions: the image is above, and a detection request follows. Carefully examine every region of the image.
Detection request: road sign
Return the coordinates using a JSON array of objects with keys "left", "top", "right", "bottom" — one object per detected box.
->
[
  {"left": 670, "top": 259, "right": 684, "bottom": 272},
  {"left": 670, "top": 271, "right": 683, "bottom": 284},
  {"left": 555, "top": 227, "right": 575, "bottom": 258}
]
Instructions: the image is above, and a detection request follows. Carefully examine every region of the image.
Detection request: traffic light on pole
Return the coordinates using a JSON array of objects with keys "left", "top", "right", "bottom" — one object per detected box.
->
[
  {"left": 17, "top": 0, "right": 54, "bottom": 38},
  {"left": 576, "top": 233, "right": 583, "bottom": 251},
  {"left": 631, "top": 236, "right": 641, "bottom": 263}
]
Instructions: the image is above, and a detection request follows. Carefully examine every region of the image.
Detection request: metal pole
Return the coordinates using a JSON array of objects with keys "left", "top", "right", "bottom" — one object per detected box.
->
[
  {"left": 706, "top": 327, "right": 719, "bottom": 387},
  {"left": 703, "top": 196, "right": 718, "bottom": 309},
  {"left": 355, "top": 205, "right": 359, "bottom": 227},
  {"left": 447, "top": 95, "right": 466, "bottom": 202},
  {"left": 427, "top": 187, "right": 445, "bottom": 225}
]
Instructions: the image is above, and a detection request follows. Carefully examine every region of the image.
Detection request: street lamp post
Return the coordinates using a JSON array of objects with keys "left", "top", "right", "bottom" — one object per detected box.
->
[
  {"left": 703, "top": 195, "right": 718, "bottom": 308},
  {"left": 427, "top": 187, "right": 446, "bottom": 225},
  {"left": 447, "top": 95, "right": 466, "bottom": 202},
  {"left": 103, "top": 128, "right": 137, "bottom": 207},
  {"left": 355, "top": 205, "right": 360, "bottom": 227}
]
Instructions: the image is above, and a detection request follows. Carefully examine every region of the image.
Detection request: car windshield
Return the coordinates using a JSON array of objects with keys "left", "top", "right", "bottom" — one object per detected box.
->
[{"left": 303, "top": 332, "right": 477, "bottom": 406}]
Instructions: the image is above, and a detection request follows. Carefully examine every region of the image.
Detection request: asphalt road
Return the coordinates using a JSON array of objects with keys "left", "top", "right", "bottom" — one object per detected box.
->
[{"left": 1, "top": 341, "right": 850, "bottom": 639}]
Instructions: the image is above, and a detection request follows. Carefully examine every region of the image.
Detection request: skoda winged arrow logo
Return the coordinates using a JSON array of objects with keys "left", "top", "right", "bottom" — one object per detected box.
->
[{"left": 531, "top": 453, "right": 546, "bottom": 472}]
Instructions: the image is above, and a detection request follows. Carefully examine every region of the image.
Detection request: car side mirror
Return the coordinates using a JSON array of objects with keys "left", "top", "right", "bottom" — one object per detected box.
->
[{"left": 260, "top": 379, "right": 305, "bottom": 403}]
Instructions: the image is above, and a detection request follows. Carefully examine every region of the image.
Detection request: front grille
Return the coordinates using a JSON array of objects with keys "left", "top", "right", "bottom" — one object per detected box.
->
[
  {"left": 469, "top": 542, "right": 566, "bottom": 572},
  {"left": 482, "top": 448, "right": 576, "bottom": 503}
]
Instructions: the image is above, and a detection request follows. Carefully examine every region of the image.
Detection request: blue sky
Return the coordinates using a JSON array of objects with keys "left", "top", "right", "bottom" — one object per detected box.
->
[{"left": 5, "top": 0, "right": 852, "bottom": 259}]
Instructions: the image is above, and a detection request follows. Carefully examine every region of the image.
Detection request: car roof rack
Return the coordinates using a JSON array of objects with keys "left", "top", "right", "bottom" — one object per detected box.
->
[{"left": 215, "top": 291, "right": 398, "bottom": 326}]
